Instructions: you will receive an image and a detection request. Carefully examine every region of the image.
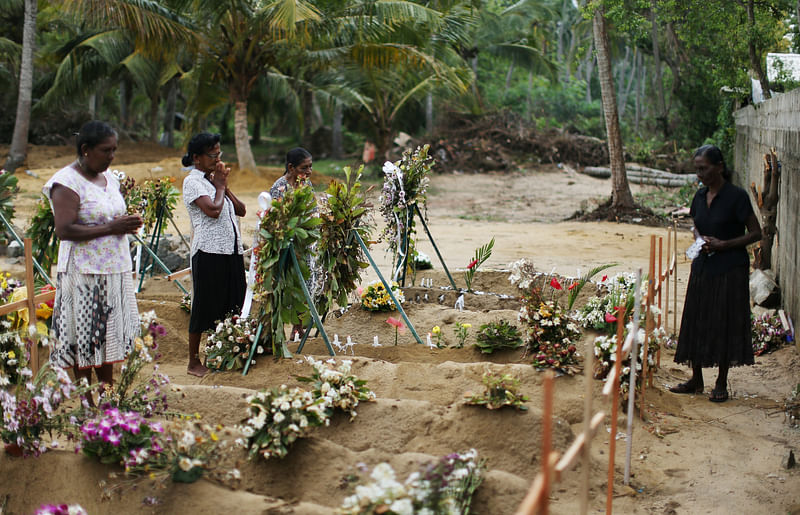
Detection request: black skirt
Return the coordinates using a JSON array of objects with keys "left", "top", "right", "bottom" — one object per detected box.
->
[
  {"left": 674, "top": 262, "right": 753, "bottom": 368},
  {"left": 189, "top": 251, "right": 246, "bottom": 334}
]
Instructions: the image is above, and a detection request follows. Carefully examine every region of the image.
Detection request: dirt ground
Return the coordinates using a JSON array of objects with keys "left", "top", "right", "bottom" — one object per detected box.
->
[{"left": 1, "top": 144, "right": 799, "bottom": 514}]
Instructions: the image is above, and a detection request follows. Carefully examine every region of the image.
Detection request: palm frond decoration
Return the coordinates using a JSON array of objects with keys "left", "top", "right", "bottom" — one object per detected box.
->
[
  {"left": 566, "top": 263, "right": 618, "bottom": 310},
  {"left": 463, "top": 237, "right": 494, "bottom": 292}
]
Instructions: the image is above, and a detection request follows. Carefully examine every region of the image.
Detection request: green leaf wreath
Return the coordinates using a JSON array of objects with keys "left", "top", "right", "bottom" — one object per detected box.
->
[
  {"left": 317, "top": 165, "right": 373, "bottom": 312},
  {"left": 125, "top": 176, "right": 180, "bottom": 235},
  {"left": 379, "top": 145, "right": 433, "bottom": 280},
  {"left": 24, "top": 196, "right": 59, "bottom": 274},
  {"left": 253, "top": 185, "right": 321, "bottom": 357}
]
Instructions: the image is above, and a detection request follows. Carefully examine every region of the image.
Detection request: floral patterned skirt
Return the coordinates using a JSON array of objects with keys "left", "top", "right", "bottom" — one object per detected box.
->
[{"left": 49, "top": 270, "right": 139, "bottom": 369}]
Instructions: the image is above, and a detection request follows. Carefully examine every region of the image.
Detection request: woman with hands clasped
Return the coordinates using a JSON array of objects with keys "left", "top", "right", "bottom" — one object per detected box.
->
[
  {"left": 669, "top": 144, "right": 762, "bottom": 403},
  {"left": 182, "top": 133, "right": 246, "bottom": 377},
  {"left": 44, "top": 121, "right": 143, "bottom": 392}
]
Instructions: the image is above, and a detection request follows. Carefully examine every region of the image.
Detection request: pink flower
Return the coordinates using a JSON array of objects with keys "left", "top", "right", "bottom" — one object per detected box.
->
[
  {"left": 550, "top": 278, "right": 562, "bottom": 290},
  {"left": 357, "top": 287, "right": 364, "bottom": 297},
  {"left": 601, "top": 275, "right": 608, "bottom": 282},
  {"left": 386, "top": 317, "right": 406, "bottom": 334},
  {"left": 467, "top": 259, "right": 479, "bottom": 270},
  {"left": 604, "top": 312, "right": 617, "bottom": 323},
  {"left": 568, "top": 282, "right": 577, "bottom": 291}
]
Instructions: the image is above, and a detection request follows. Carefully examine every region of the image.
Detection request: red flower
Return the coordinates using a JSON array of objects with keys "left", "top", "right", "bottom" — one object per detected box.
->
[
  {"left": 601, "top": 275, "right": 608, "bottom": 282},
  {"left": 467, "top": 259, "right": 479, "bottom": 270},
  {"left": 604, "top": 312, "right": 617, "bottom": 323},
  {"left": 549, "top": 277, "right": 562, "bottom": 290},
  {"left": 568, "top": 282, "right": 577, "bottom": 291}
]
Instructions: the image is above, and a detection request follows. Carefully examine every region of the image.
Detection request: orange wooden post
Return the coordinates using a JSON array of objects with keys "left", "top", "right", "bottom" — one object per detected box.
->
[
  {"left": 23, "top": 238, "right": 39, "bottom": 373},
  {"left": 672, "top": 220, "right": 678, "bottom": 334},
  {"left": 641, "top": 235, "right": 655, "bottom": 414},
  {"left": 664, "top": 229, "right": 671, "bottom": 336},
  {"left": 605, "top": 308, "right": 625, "bottom": 514},
  {"left": 541, "top": 370, "right": 555, "bottom": 515},
  {"left": 657, "top": 236, "right": 663, "bottom": 366},
  {"left": 580, "top": 336, "right": 594, "bottom": 515}
]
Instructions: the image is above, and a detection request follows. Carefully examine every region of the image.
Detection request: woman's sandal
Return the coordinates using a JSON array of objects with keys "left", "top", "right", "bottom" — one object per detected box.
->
[
  {"left": 668, "top": 381, "right": 704, "bottom": 394},
  {"left": 709, "top": 389, "right": 729, "bottom": 403}
]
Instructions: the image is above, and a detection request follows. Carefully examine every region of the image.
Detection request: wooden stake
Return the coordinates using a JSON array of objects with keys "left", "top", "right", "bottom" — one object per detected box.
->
[
  {"left": 606, "top": 307, "right": 625, "bottom": 514},
  {"left": 541, "top": 370, "right": 555, "bottom": 515},
  {"left": 657, "top": 236, "right": 663, "bottom": 367},
  {"left": 664, "top": 229, "right": 671, "bottom": 336},
  {"left": 672, "top": 220, "right": 678, "bottom": 335}
]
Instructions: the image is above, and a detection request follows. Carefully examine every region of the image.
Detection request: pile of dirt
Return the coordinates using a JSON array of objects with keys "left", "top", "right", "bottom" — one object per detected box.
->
[{"left": 419, "top": 111, "right": 609, "bottom": 173}]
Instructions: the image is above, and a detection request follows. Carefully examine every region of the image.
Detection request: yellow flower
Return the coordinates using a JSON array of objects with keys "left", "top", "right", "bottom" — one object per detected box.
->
[
  {"left": 35, "top": 303, "right": 53, "bottom": 320},
  {"left": 8, "top": 351, "right": 15, "bottom": 359},
  {"left": 432, "top": 326, "right": 441, "bottom": 335},
  {"left": 210, "top": 433, "right": 219, "bottom": 442},
  {"left": 462, "top": 323, "right": 472, "bottom": 329}
]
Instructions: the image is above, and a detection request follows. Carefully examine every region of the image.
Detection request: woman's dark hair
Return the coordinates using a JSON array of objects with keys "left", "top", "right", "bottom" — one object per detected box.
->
[
  {"left": 285, "top": 147, "right": 312, "bottom": 173},
  {"left": 694, "top": 144, "right": 732, "bottom": 181},
  {"left": 182, "top": 132, "right": 221, "bottom": 167},
  {"left": 76, "top": 121, "right": 117, "bottom": 155}
]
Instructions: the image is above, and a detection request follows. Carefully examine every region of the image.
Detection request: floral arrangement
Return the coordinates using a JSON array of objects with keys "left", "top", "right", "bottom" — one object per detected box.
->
[
  {"left": 239, "top": 385, "right": 329, "bottom": 460},
  {"left": 593, "top": 324, "right": 661, "bottom": 403},
  {"left": 179, "top": 293, "right": 191, "bottom": 314},
  {"left": 574, "top": 272, "right": 644, "bottom": 335},
  {"left": 431, "top": 325, "right": 444, "bottom": 348},
  {"left": 122, "top": 418, "right": 237, "bottom": 484},
  {"left": 452, "top": 322, "right": 472, "bottom": 348},
  {"left": 519, "top": 288, "right": 581, "bottom": 373},
  {"left": 1, "top": 364, "right": 91, "bottom": 457},
  {"left": 34, "top": 504, "right": 88, "bottom": 515},
  {"left": 339, "top": 449, "right": 485, "bottom": 515},
  {"left": 98, "top": 310, "right": 169, "bottom": 417},
  {"left": 204, "top": 315, "right": 263, "bottom": 371},
  {"left": 24, "top": 196, "right": 59, "bottom": 274},
  {"left": 474, "top": 320, "right": 523, "bottom": 354},
  {"left": 0, "top": 169, "right": 19, "bottom": 230},
  {"left": 509, "top": 259, "right": 615, "bottom": 311},
  {"left": 122, "top": 175, "right": 180, "bottom": 235},
  {"left": 464, "top": 371, "right": 529, "bottom": 411},
  {"left": 379, "top": 145, "right": 433, "bottom": 279},
  {"left": 317, "top": 165, "right": 373, "bottom": 313},
  {"left": 296, "top": 357, "right": 376, "bottom": 420},
  {"left": 752, "top": 312, "right": 792, "bottom": 356},
  {"left": 79, "top": 407, "right": 164, "bottom": 466},
  {"left": 413, "top": 251, "right": 433, "bottom": 270},
  {"left": 253, "top": 184, "right": 321, "bottom": 357},
  {"left": 360, "top": 280, "right": 404, "bottom": 311},
  {"left": 463, "top": 238, "right": 494, "bottom": 292},
  {"left": 1, "top": 272, "right": 28, "bottom": 383}
]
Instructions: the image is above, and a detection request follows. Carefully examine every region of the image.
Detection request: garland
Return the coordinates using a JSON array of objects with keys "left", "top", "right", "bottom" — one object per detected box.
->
[
  {"left": 379, "top": 145, "right": 433, "bottom": 280},
  {"left": 317, "top": 165, "right": 373, "bottom": 312},
  {"left": 253, "top": 185, "right": 321, "bottom": 357}
]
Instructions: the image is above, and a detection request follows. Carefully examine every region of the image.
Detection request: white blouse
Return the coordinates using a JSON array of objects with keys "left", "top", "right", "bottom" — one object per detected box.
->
[{"left": 182, "top": 169, "right": 243, "bottom": 257}]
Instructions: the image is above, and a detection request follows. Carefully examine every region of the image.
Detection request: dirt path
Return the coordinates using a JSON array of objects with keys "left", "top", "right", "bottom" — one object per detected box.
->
[{"left": 1, "top": 146, "right": 798, "bottom": 514}]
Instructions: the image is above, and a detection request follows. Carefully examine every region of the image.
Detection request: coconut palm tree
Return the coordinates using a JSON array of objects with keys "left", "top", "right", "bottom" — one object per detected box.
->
[{"left": 4, "top": 0, "right": 37, "bottom": 173}]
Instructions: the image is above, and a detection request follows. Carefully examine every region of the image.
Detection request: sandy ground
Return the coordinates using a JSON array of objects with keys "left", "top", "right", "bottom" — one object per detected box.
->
[{"left": 1, "top": 144, "right": 799, "bottom": 514}]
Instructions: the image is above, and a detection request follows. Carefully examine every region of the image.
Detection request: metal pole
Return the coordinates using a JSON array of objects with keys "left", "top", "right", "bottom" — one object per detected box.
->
[
  {"left": 131, "top": 234, "right": 188, "bottom": 295},
  {"left": 290, "top": 249, "right": 334, "bottom": 356},
  {"left": 353, "top": 230, "right": 424, "bottom": 345},
  {"left": 414, "top": 204, "right": 459, "bottom": 293}
]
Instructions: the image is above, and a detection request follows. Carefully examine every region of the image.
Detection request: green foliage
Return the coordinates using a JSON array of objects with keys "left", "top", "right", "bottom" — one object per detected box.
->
[
  {"left": 0, "top": 171, "right": 18, "bottom": 230},
  {"left": 317, "top": 165, "right": 372, "bottom": 311},
  {"left": 465, "top": 371, "right": 529, "bottom": 411},
  {"left": 126, "top": 177, "right": 180, "bottom": 236},
  {"left": 474, "top": 320, "right": 523, "bottom": 354},
  {"left": 463, "top": 237, "right": 494, "bottom": 292},
  {"left": 254, "top": 185, "right": 321, "bottom": 357},
  {"left": 567, "top": 263, "right": 617, "bottom": 310},
  {"left": 24, "top": 196, "right": 58, "bottom": 274}
]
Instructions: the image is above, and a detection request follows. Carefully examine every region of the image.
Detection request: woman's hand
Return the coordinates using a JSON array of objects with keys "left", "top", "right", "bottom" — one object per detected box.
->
[
  {"left": 210, "top": 160, "right": 231, "bottom": 189},
  {"left": 109, "top": 214, "right": 143, "bottom": 235}
]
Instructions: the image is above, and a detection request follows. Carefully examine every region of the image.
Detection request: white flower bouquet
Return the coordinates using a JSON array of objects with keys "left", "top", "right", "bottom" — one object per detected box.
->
[
  {"left": 205, "top": 315, "right": 263, "bottom": 371},
  {"left": 297, "top": 357, "right": 376, "bottom": 420}
]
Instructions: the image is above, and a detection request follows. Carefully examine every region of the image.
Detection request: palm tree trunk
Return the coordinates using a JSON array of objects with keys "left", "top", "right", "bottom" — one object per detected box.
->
[
  {"left": 593, "top": 5, "right": 634, "bottom": 210},
  {"left": 525, "top": 69, "right": 533, "bottom": 120},
  {"left": 4, "top": 0, "right": 37, "bottom": 173},
  {"left": 162, "top": 77, "right": 178, "bottom": 147},
  {"left": 149, "top": 89, "right": 160, "bottom": 142},
  {"left": 234, "top": 100, "right": 257, "bottom": 172},
  {"left": 584, "top": 39, "right": 595, "bottom": 103},
  {"left": 425, "top": 92, "right": 434, "bottom": 135},
  {"left": 503, "top": 57, "right": 515, "bottom": 96},
  {"left": 650, "top": 0, "right": 668, "bottom": 136},
  {"left": 119, "top": 79, "right": 132, "bottom": 131}
]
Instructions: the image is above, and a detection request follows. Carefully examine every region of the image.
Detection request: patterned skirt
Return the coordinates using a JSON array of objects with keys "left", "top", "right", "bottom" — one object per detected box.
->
[{"left": 49, "top": 270, "right": 139, "bottom": 369}]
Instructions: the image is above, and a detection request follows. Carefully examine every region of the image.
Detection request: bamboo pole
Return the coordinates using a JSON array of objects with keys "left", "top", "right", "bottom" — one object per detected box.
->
[
  {"left": 606, "top": 307, "right": 625, "bottom": 514},
  {"left": 580, "top": 336, "right": 594, "bottom": 515},
  {"left": 664, "top": 229, "right": 671, "bottom": 336},
  {"left": 657, "top": 236, "right": 663, "bottom": 366},
  {"left": 672, "top": 219, "right": 678, "bottom": 333},
  {"left": 23, "top": 239, "right": 39, "bottom": 373}
]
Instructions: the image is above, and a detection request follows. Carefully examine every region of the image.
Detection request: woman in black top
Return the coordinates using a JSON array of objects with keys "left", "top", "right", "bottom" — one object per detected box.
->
[{"left": 669, "top": 145, "right": 761, "bottom": 402}]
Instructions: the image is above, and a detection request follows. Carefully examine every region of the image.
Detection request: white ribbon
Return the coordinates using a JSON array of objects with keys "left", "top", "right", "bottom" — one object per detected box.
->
[{"left": 240, "top": 192, "right": 272, "bottom": 319}]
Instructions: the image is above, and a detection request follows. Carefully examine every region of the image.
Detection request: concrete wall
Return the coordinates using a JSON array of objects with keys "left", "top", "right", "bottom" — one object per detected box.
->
[{"left": 734, "top": 88, "right": 800, "bottom": 330}]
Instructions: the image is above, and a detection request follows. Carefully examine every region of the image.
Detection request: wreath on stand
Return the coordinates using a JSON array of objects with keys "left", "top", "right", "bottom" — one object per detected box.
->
[
  {"left": 253, "top": 185, "right": 321, "bottom": 357},
  {"left": 379, "top": 145, "right": 433, "bottom": 284},
  {"left": 317, "top": 165, "right": 373, "bottom": 313}
]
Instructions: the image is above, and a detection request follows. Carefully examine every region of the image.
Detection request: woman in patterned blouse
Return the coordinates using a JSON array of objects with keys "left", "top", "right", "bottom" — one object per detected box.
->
[{"left": 44, "top": 121, "right": 143, "bottom": 395}]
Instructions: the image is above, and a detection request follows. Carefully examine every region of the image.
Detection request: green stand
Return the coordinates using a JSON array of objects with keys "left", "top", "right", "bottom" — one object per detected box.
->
[
  {"left": 136, "top": 202, "right": 166, "bottom": 292},
  {"left": 242, "top": 244, "right": 334, "bottom": 376},
  {"left": 393, "top": 204, "right": 458, "bottom": 293},
  {"left": 353, "top": 230, "right": 423, "bottom": 345},
  {"left": 132, "top": 233, "right": 188, "bottom": 295}
]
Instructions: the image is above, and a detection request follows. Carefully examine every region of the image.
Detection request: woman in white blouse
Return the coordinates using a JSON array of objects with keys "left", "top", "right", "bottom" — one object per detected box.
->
[{"left": 182, "top": 133, "right": 246, "bottom": 377}]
